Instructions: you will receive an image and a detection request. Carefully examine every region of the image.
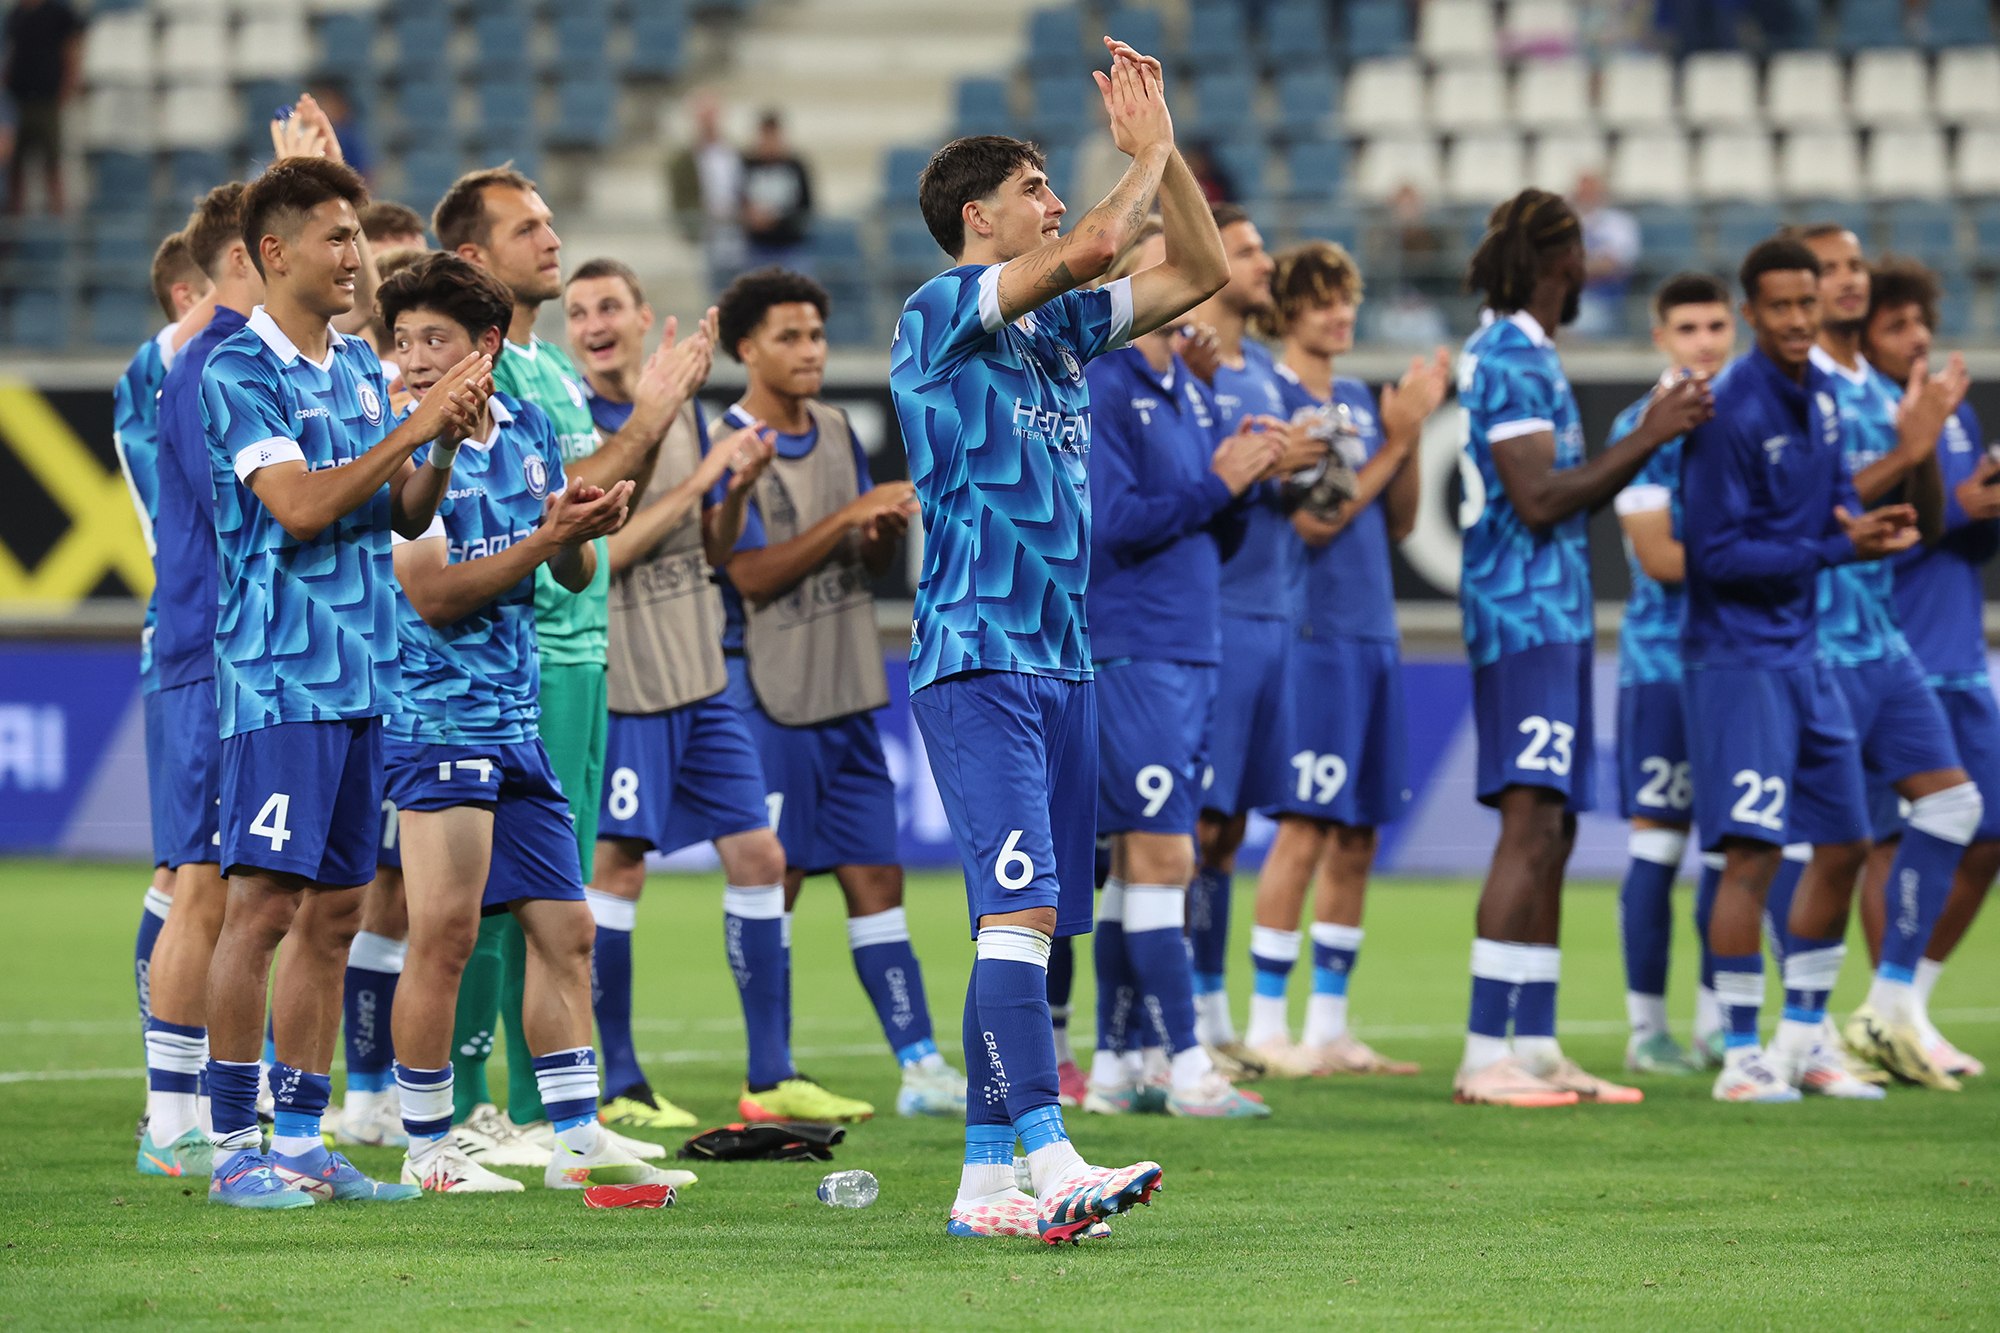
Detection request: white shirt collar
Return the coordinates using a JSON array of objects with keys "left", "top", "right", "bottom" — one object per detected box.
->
[
  {"left": 463, "top": 395, "right": 514, "bottom": 452},
  {"left": 507, "top": 336, "right": 540, "bottom": 361},
  {"left": 153, "top": 323, "right": 179, "bottom": 370},
  {"left": 1808, "top": 342, "right": 1870, "bottom": 386},
  {"left": 1506, "top": 309, "right": 1554, "bottom": 348},
  {"left": 246, "top": 305, "right": 344, "bottom": 372}
]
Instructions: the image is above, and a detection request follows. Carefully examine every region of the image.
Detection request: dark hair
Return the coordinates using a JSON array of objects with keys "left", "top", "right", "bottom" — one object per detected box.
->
[
  {"left": 1792, "top": 221, "right": 1855, "bottom": 244},
  {"left": 1739, "top": 235, "right": 1823, "bottom": 302},
  {"left": 1865, "top": 255, "right": 1941, "bottom": 336},
  {"left": 149, "top": 232, "right": 201, "bottom": 322},
  {"left": 184, "top": 181, "right": 249, "bottom": 277},
  {"left": 1652, "top": 271, "right": 1730, "bottom": 323},
  {"left": 240, "top": 156, "right": 369, "bottom": 276},
  {"left": 917, "top": 135, "right": 1046, "bottom": 258},
  {"left": 360, "top": 200, "right": 427, "bottom": 245},
  {"left": 716, "top": 266, "right": 829, "bottom": 362},
  {"left": 1211, "top": 202, "right": 1252, "bottom": 232},
  {"left": 565, "top": 256, "right": 646, "bottom": 307},
  {"left": 431, "top": 165, "right": 537, "bottom": 253},
  {"left": 376, "top": 252, "right": 517, "bottom": 348},
  {"left": 1466, "top": 188, "right": 1582, "bottom": 313},
  {"left": 1258, "top": 239, "right": 1363, "bottom": 339}
]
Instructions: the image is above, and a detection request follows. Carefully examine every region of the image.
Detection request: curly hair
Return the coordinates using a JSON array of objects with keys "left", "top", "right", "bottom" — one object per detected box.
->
[
  {"left": 1257, "top": 239, "right": 1365, "bottom": 339},
  {"left": 1865, "top": 255, "right": 1941, "bottom": 335},
  {"left": 716, "top": 266, "right": 829, "bottom": 362},
  {"left": 377, "top": 252, "right": 516, "bottom": 348}
]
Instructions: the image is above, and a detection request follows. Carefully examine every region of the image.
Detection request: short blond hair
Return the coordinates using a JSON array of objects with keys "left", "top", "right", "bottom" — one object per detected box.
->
[{"left": 1258, "top": 240, "right": 1365, "bottom": 339}]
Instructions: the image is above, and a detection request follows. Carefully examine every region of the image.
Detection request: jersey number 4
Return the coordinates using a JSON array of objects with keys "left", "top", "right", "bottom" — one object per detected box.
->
[{"left": 250, "top": 792, "right": 293, "bottom": 852}]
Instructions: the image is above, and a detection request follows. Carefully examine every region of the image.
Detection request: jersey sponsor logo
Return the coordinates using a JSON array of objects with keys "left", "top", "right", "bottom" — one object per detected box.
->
[
  {"left": 1944, "top": 416, "right": 1972, "bottom": 453},
  {"left": 1010, "top": 398, "right": 1089, "bottom": 453},
  {"left": 445, "top": 484, "right": 487, "bottom": 501},
  {"left": 358, "top": 383, "right": 383, "bottom": 425},
  {"left": 523, "top": 455, "right": 550, "bottom": 499},
  {"left": 295, "top": 407, "right": 332, "bottom": 420},
  {"left": 1762, "top": 434, "right": 1789, "bottom": 466}
]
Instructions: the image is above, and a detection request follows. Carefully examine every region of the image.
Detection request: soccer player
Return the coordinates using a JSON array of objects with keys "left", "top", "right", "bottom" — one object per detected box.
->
[
  {"left": 1187, "top": 203, "right": 1319, "bottom": 1078},
  {"left": 1451, "top": 189, "right": 1709, "bottom": 1108},
  {"left": 375, "top": 254, "right": 692, "bottom": 1193},
  {"left": 1242, "top": 240, "right": 1446, "bottom": 1078},
  {"left": 1679, "top": 235, "right": 1957, "bottom": 1103},
  {"left": 1607, "top": 273, "right": 1735, "bottom": 1075},
  {"left": 708, "top": 266, "right": 971, "bottom": 1118},
  {"left": 435, "top": 168, "right": 707, "bottom": 1155},
  {"left": 1077, "top": 219, "right": 1278, "bottom": 1120},
  {"left": 198, "top": 156, "right": 491, "bottom": 1207},
  {"left": 1853, "top": 258, "right": 1994, "bottom": 1080},
  {"left": 892, "top": 39, "right": 1227, "bottom": 1241},
  {"left": 1767, "top": 223, "right": 1977, "bottom": 1092}
]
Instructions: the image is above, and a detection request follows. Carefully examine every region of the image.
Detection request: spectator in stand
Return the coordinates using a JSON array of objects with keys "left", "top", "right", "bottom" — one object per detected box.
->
[
  {"left": 739, "top": 110, "right": 814, "bottom": 273},
  {"left": 667, "top": 93, "right": 746, "bottom": 294},
  {"left": 307, "top": 78, "right": 375, "bottom": 185},
  {"left": 1372, "top": 182, "right": 1449, "bottom": 342},
  {"left": 1571, "top": 170, "right": 1640, "bottom": 337},
  {"left": 3, "top": 0, "right": 83, "bottom": 215}
]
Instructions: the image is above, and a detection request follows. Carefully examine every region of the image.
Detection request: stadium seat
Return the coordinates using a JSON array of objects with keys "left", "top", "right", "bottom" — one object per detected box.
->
[
  {"left": 1934, "top": 47, "right": 2000, "bottom": 125},
  {"left": 12, "top": 216, "right": 69, "bottom": 268},
  {"left": 882, "top": 146, "right": 933, "bottom": 209},
  {"left": 88, "top": 218, "right": 153, "bottom": 284},
  {"left": 1512, "top": 56, "right": 1589, "bottom": 128},
  {"left": 397, "top": 80, "right": 457, "bottom": 141},
  {"left": 1193, "top": 72, "right": 1256, "bottom": 136},
  {"left": 1444, "top": 131, "right": 1525, "bottom": 205},
  {"left": 89, "top": 290, "right": 155, "bottom": 348},
  {"left": 627, "top": 1, "right": 687, "bottom": 79},
  {"left": 1778, "top": 129, "right": 1863, "bottom": 198},
  {"left": 240, "top": 79, "right": 293, "bottom": 151},
  {"left": 1631, "top": 204, "right": 1700, "bottom": 271},
  {"left": 1926, "top": 0, "right": 1996, "bottom": 45},
  {"left": 82, "top": 11, "right": 153, "bottom": 85},
  {"left": 1027, "top": 7, "right": 1085, "bottom": 69},
  {"left": 1972, "top": 198, "right": 2000, "bottom": 253},
  {"left": 159, "top": 19, "right": 228, "bottom": 84},
  {"left": 1344, "top": 57, "right": 1425, "bottom": 133},
  {"left": 1418, "top": 0, "right": 1497, "bottom": 63},
  {"left": 1698, "top": 132, "right": 1778, "bottom": 201},
  {"left": 554, "top": 9, "right": 610, "bottom": 71},
  {"left": 475, "top": 14, "right": 531, "bottom": 77},
  {"left": 1936, "top": 282, "right": 1973, "bottom": 335},
  {"left": 1343, "top": 0, "right": 1411, "bottom": 59},
  {"left": 1790, "top": 197, "right": 1871, "bottom": 239},
  {"left": 1210, "top": 133, "right": 1268, "bottom": 201},
  {"left": 1597, "top": 52, "right": 1675, "bottom": 128},
  {"left": 1430, "top": 61, "right": 1505, "bottom": 131},
  {"left": 1681, "top": 52, "right": 1759, "bottom": 129},
  {"left": 1297, "top": 206, "right": 1361, "bottom": 251},
  {"left": 169, "top": 149, "right": 229, "bottom": 205},
  {"left": 394, "top": 13, "right": 452, "bottom": 79},
  {"left": 1273, "top": 69, "right": 1338, "bottom": 138},
  {"left": 1284, "top": 138, "right": 1348, "bottom": 201},
  {"left": 549, "top": 78, "right": 616, "bottom": 148},
  {"left": 1029, "top": 76, "right": 1095, "bottom": 147},
  {"left": 1849, "top": 48, "right": 1930, "bottom": 127},
  {"left": 1836, "top": 0, "right": 1910, "bottom": 49},
  {"left": 9, "top": 290, "right": 74, "bottom": 349},
  {"left": 1526, "top": 129, "right": 1606, "bottom": 192},
  {"left": 954, "top": 79, "right": 1015, "bottom": 138},
  {"left": 1765, "top": 51, "right": 1846, "bottom": 129},
  {"left": 1501, "top": 0, "right": 1580, "bottom": 56},
  {"left": 1102, "top": 7, "right": 1165, "bottom": 56},
  {"left": 1885, "top": 198, "right": 1958, "bottom": 257},
  {"left": 1353, "top": 131, "right": 1441, "bottom": 199},
  {"left": 316, "top": 13, "right": 375, "bottom": 69},
  {"left": 1608, "top": 128, "right": 1690, "bottom": 201},
  {"left": 1714, "top": 201, "right": 1783, "bottom": 254},
  {"left": 401, "top": 147, "right": 462, "bottom": 216},
  {"left": 233, "top": 13, "right": 312, "bottom": 82},
  {"left": 478, "top": 128, "right": 541, "bottom": 181},
  {"left": 477, "top": 77, "right": 535, "bottom": 139},
  {"left": 88, "top": 153, "right": 154, "bottom": 217},
  {"left": 1184, "top": 3, "right": 1251, "bottom": 71},
  {"left": 1263, "top": 2, "right": 1333, "bottom": 69},
  {"left": 888, "top": 219, "right": 943, "bottom": 284},
  {"left": 161, "top": 85, "right": 234, "bottom": 149},
  {"left": 1759, "top": 0, "right": 1823, "bottom": 50},
  {"left": 1868, "top": 126, "right": 1951, "bottom": 196},
  {"left": 1956, "top": 127, "right": 2000, "bottom": 192},
  {"left": 1041, "top": 144, "right": 1077, "bottom": 201}
]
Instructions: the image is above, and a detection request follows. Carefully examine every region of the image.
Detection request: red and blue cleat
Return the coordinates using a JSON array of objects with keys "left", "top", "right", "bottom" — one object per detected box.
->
[{"left": 1036, "top": 1161, "right": 1163, "bottom": 1245}]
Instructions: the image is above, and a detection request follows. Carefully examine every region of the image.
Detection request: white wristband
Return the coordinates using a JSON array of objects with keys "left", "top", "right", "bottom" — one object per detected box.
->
[{"left": 427, "top": 438, "right": 459, "bottom": 471}]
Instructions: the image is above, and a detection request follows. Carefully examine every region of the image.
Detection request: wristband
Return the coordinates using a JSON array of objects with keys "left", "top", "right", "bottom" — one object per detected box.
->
[{"left": 427, "top": 437, "right": 460, "bottom": 471}]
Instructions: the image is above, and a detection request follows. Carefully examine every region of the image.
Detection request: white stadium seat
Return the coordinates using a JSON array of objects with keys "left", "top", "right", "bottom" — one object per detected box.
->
[
  {"left": 1849, "top": 48, "right": 1930, "bottom": 128},
  {"left": 233, "top": 13, "right": 312, "bottom": 81},
  {"left": 306, "top": 0, "right": 384, "bottom": 13},
  {"left": 1597, "top": 52, "right": 1676, "bottom": 129},
  {"left": 1513, "top": 56, "right": 1590, "bottom": 128},
  {"left": 1608, "top": 126, "right": 1691, "bottom": 201},
  {"left": 1934, "top": 47, "right": 2000, "bottom": 126},
  {"left": 1868, "top": 126, "right": 1950, "bottom": 196},
  {"left": 154, "top": 0, "right": 229, "bottom": 17},
  {"left": 1682, "top": 52, "right": 1760, "bottom": 128},
  {"left": 84, "top": 85, "right": 155, "bottom": 151},
  {"left": 1444, "top": 131, "right": 1525, "bottom": 203},
  {"left": 1354, "top": 131, "right": 1443, "bottom": 200},
  {"left": 1953, "top": 127, "right": 2000, "bottom": 192},
  {"left": 160, "top": 83, "right": 235, "bottom": 149},
  {"left": 1502, "top": 0, "right": 1579, "bottom": 54},
  {"left": 1765, "top": 51, "right": 1846, "bottom": 129},
  {"left": 1345, "top": 57, "right": 1427, "bottom": 133},
  {"left": 1430, "top": 61, "right": 1506, "bottom": 130},
  {"left": 159, "top": 19, "right": 229, "bottom": 83},
  {"left": 1526, "top": 128, "right": 1606, "bottom": 190},
  {"left": 1418, "top": 0, "right": 1499, "bottom": 63},
  {"left": 1695, "top": 127, "right": 1777, "bottom": 198},
  {"left": 1779, "top": 128, "right": 1863, "bottom": 198},
  {"left": 82, "top": 12, "right": 153, "bottom": 87}
]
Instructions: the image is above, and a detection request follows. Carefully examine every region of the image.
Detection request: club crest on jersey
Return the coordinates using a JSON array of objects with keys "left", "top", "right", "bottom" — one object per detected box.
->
[
  {"left": 1057, "top": 346, "right": 1081, "bottom": 383},
  {"left": 524, "top": 455, "right": 550, "bottom": 498},
  {"left": 358, "top": 383, "right": 382, "bottom": 425}
]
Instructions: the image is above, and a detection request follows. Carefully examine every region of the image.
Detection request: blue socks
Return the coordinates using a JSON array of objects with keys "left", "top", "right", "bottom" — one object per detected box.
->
[
  {"left": 1188, "top": 863, "right": 1232, "bottom": 994},
  {"left": 1618, "top": 830, "right": 1683, "bottom": 1021},
  {"left": 723, "top": 884, "right": 795, "bottom": 1090},
  {"left": 1759, "top": 847, "right": 1808, "bottom": 969},
  {"left": 585, "top": 889, "right": 643, "bottom": 1100},
  {"left": 342, "top": 930, "right": 404, "bottom": 1097},
  {"left": 846, "top": 907, "right": 936, "bottom": 1062},
  {"left": 144, "top": 1016, "right": 206, "bottom": 1144},
  {"left": 1093, "top": 880, "right": 1136, "bottom": 1055},
  {"left": 1123, "top": 884, "right": 1199, "bottom": 1056},
  {"left": 135, "top": 885, "right": 169, "bottom": 1037},
  {"left": 395, "top": 1062, "right": 453, "bottom": 1149},
  {"left": 974, "top": 927, "right": 1060, "bottom": 1119},
  {"left": 1303, "top": 922, "right": 1363, "bottom": 1046},
  {"left": 534, "top": 1046, "right": 602, "bottom": 1154},
  {"left": 1869, "top": 784, "right": 1982, "bottom": 1022},
  {"left": 269, "top": 1062, "right": 333, "bottom": 1168},
  {"left": 1464, "top": 940, "right": 1559, "bottom": 1069},
  {"left": 1245, "top": 924, "right": 1300, "bottom": 1046}
]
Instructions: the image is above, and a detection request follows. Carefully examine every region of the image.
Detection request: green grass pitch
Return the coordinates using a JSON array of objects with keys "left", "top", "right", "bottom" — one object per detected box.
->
[{"left": 1, "top": 859, "right": 1996, "bottom": 1331}]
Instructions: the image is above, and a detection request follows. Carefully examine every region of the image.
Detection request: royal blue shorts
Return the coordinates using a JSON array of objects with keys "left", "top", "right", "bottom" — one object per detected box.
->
[
  {"left": 384, "top": 738, "right": 584, "bottom": 912},
  {"left": 1868, "top": 681, "right": 2000, "bottom": 843},
  {"left": 155, "top": 678, "right": 220, "bottom": 869},
  {"left": 219, "top": 717, "right": 382, "bottom": 888},
  {"left": 1617, "top": 678, "right": 1692, "bottom": 823},
  {"left": 142, "top": 686, "right": 169, "bottom": 868},
  {"left": 1202, "top": 615, "right": 1293, "bottom": 818},
  {"left": 911, "top": 670, "right": 1096, "bottom": 938},
  {"left": 727, "top": 660, "right": 897, "bottom": 872},
  {"left": 1834, "top": 653, "right": 1962, "bottom": 786},
  {"left": 599, "top": 696, "right": 770, "bottom": 856},
  {"left": 1093, "top": 658, "right": 1216, "bottom": 836},
  {"left": 1473, "top": 641, "right": 1596, "bottom": 813},
  {"left": 1277, "top": 636, "right": 1409, "bottom": 827},
  {"left": 1683, "top": 662, "right": 1868, "bottom": 849},
  {"left": 376, "top": 796, "right": 401, "bottom": 870}
]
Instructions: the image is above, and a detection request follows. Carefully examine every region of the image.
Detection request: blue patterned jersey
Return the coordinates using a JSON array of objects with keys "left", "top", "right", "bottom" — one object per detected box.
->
[
  {"left": 113, "top": 326, "right": 176, "bottom": 690},
  {"left": 154, "top": 306, "right": 248, "bottom": 690},
  {"left": 1809, "top": 347, "right": 1910, "bottom": 667},
  {"left": 1610, "top": 391, "right": 1685, "bottom": 686},
  {"left": 1274, "top": 366, "right": 1397, "bottom": 642},
  {"left": 1213, "top": 340, "right": 1303, "bottom": 622},
  {"left": 1456, "top": 311, "right": 1592, "bottom": 669},
  {"left": 202, "top": 308, "right": 401, "bottom": 739},
  {"left": 1894, "top": 401, "right": 1994, "bottom": 685},
  {"left": 890, "top": 264, "right": 1134, "bottom": 691},
  {"left": 388, "top": 393, "right": 564, "bottom": 745}
]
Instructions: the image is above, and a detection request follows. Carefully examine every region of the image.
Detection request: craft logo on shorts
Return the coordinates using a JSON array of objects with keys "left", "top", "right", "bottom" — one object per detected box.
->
[
  {"left": 562, "top": 375, "right": 586, "bottom": 409},
  {"left": 358, "top": 383, "right": 383, "bottom": 425},
  {"left": 523, "top": 455, "right": 550, "bottom": 499}
]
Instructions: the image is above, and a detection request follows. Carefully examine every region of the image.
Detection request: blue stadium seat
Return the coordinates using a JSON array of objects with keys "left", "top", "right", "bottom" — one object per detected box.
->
[
  {"left": 90, "top": 290, "right": 155, "bottom": 347},
  {"left": 1284, "top": 138, "right": 1347, "bottom": 201},
  {"left": 1713, "top": 202, "right": 1783, "bottom": 258},
  {"left": 1042, "top": 144, "right": 1078, "bottom": 201},
  {"left": 812, "top": 219, "right": 865, "bottom": 265},
  {"left": 1264, "top": 1, "right": 1333, "bottom": 68},
  {"left": 1273, "top": 67, "right": 1338, "bottom": 137},
  {"left": 317, "top": 13, "right": 375, "bottom": 69},
  {"left": 241, "top": 80, "right": 291, "bottom": 151},
  {"left": 170, "top": 151, "right": 229, "bottom": 208},
  {"left": 1297, "top": 206, "right": 1360, "bottom": 251},
  {"left": 475, "top": 14, "right": 530, "bottom": 76},
  {"left": 89, "top": 219, "right": 153, "bottom": 287},
  {"left": 1791, "top": 199, "right": 1870, "bottom": 240},
  {"left": 401, "top": 147, "right": 463, "bottom": 217},
  {"left": 1102, "top": 6, "right": 1165, "bottom": 56},
  {"left": 954, "top": 78, "right": 1016, "bottom": 138},
  {"left": 1836, "top": 0, "right": 1908, "bottom": 49},
  {"left": 477, "top": 78, "right": 536, "bottom": 137},
  {"left": 10, "top": 290, "right": 73, "bottom": 349},
  {"left": 1029, "top": 76, "right": 1095, "bottom": 146},
  {"left": 554, "top": 7, "right": 611, "bottom": 69},
  {"left": 1210, "top": 132, "right": 1268, "bottom": 200},
  {"left": 91, "top": 0, "right": 143, "bottom": 10},
  {"left": 1886, "top": 199, "right": 1958, "bottom": 259},
  {"left": 476, "top": 127, "right": 541, "bottom": 180},
  {"left": 627, "top": 0, "right": 687, "bottom": 78},
  {"left": 395, "top": 0, "right": 450, "bottom": 22},
  {"left": 1974, "top": 201, "right": 2000, "bottom": 256},
  {"left": 888, "top": 219, "right": 943, "bottom": 283},
  {"left": 89, "top": 153, "right": 153, "bottom": 217},
  {"left": 398, "top": 80, "right": 457, "bottom": 139},
  {"left": 1938, "top": 283, "right": 1973, "bottom": 336},
  {"left": 549, "top": 79, "right": 616, "bottom": 148},
  {"left": 1758, "top": 0, "right": 1822, "bottom": 49},
  {"left": 1344, "top": 0, "right": 1410, "bottom": 59},
  {"left": 1028, "top": 7, "right": 1085, "bottom": 68},
  {"left": 1632, "top": 204, "right": 1700, "bottom": 271},
  {"left": 882, "top": 146, "right": 933, "bottom": 209},
  {"left": 1184, "top": 2, "right": 1251, "bottom": 70},
  {"left": 1193, "top": 72, "right": 1256, "bottom": 135},
  {"left": 394, "top": 13, "right": 452, "bottom": 78},
  {"left": 1926, "top": 0, "right": 1996, "bottom": 44}
]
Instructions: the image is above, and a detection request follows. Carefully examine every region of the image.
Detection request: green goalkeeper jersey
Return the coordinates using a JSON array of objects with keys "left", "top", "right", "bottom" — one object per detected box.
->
[{"left": 494, "top": 334, "right": 610, "bottom": 668}]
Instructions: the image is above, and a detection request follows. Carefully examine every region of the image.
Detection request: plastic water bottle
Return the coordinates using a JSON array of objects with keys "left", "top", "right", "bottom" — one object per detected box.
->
[
  {"left": 817, "top": 1170, "right": 878, "bottom": 1208},
  {"left": 1014, "top": 1154, "right": 1032, "bottom": 1193}
]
